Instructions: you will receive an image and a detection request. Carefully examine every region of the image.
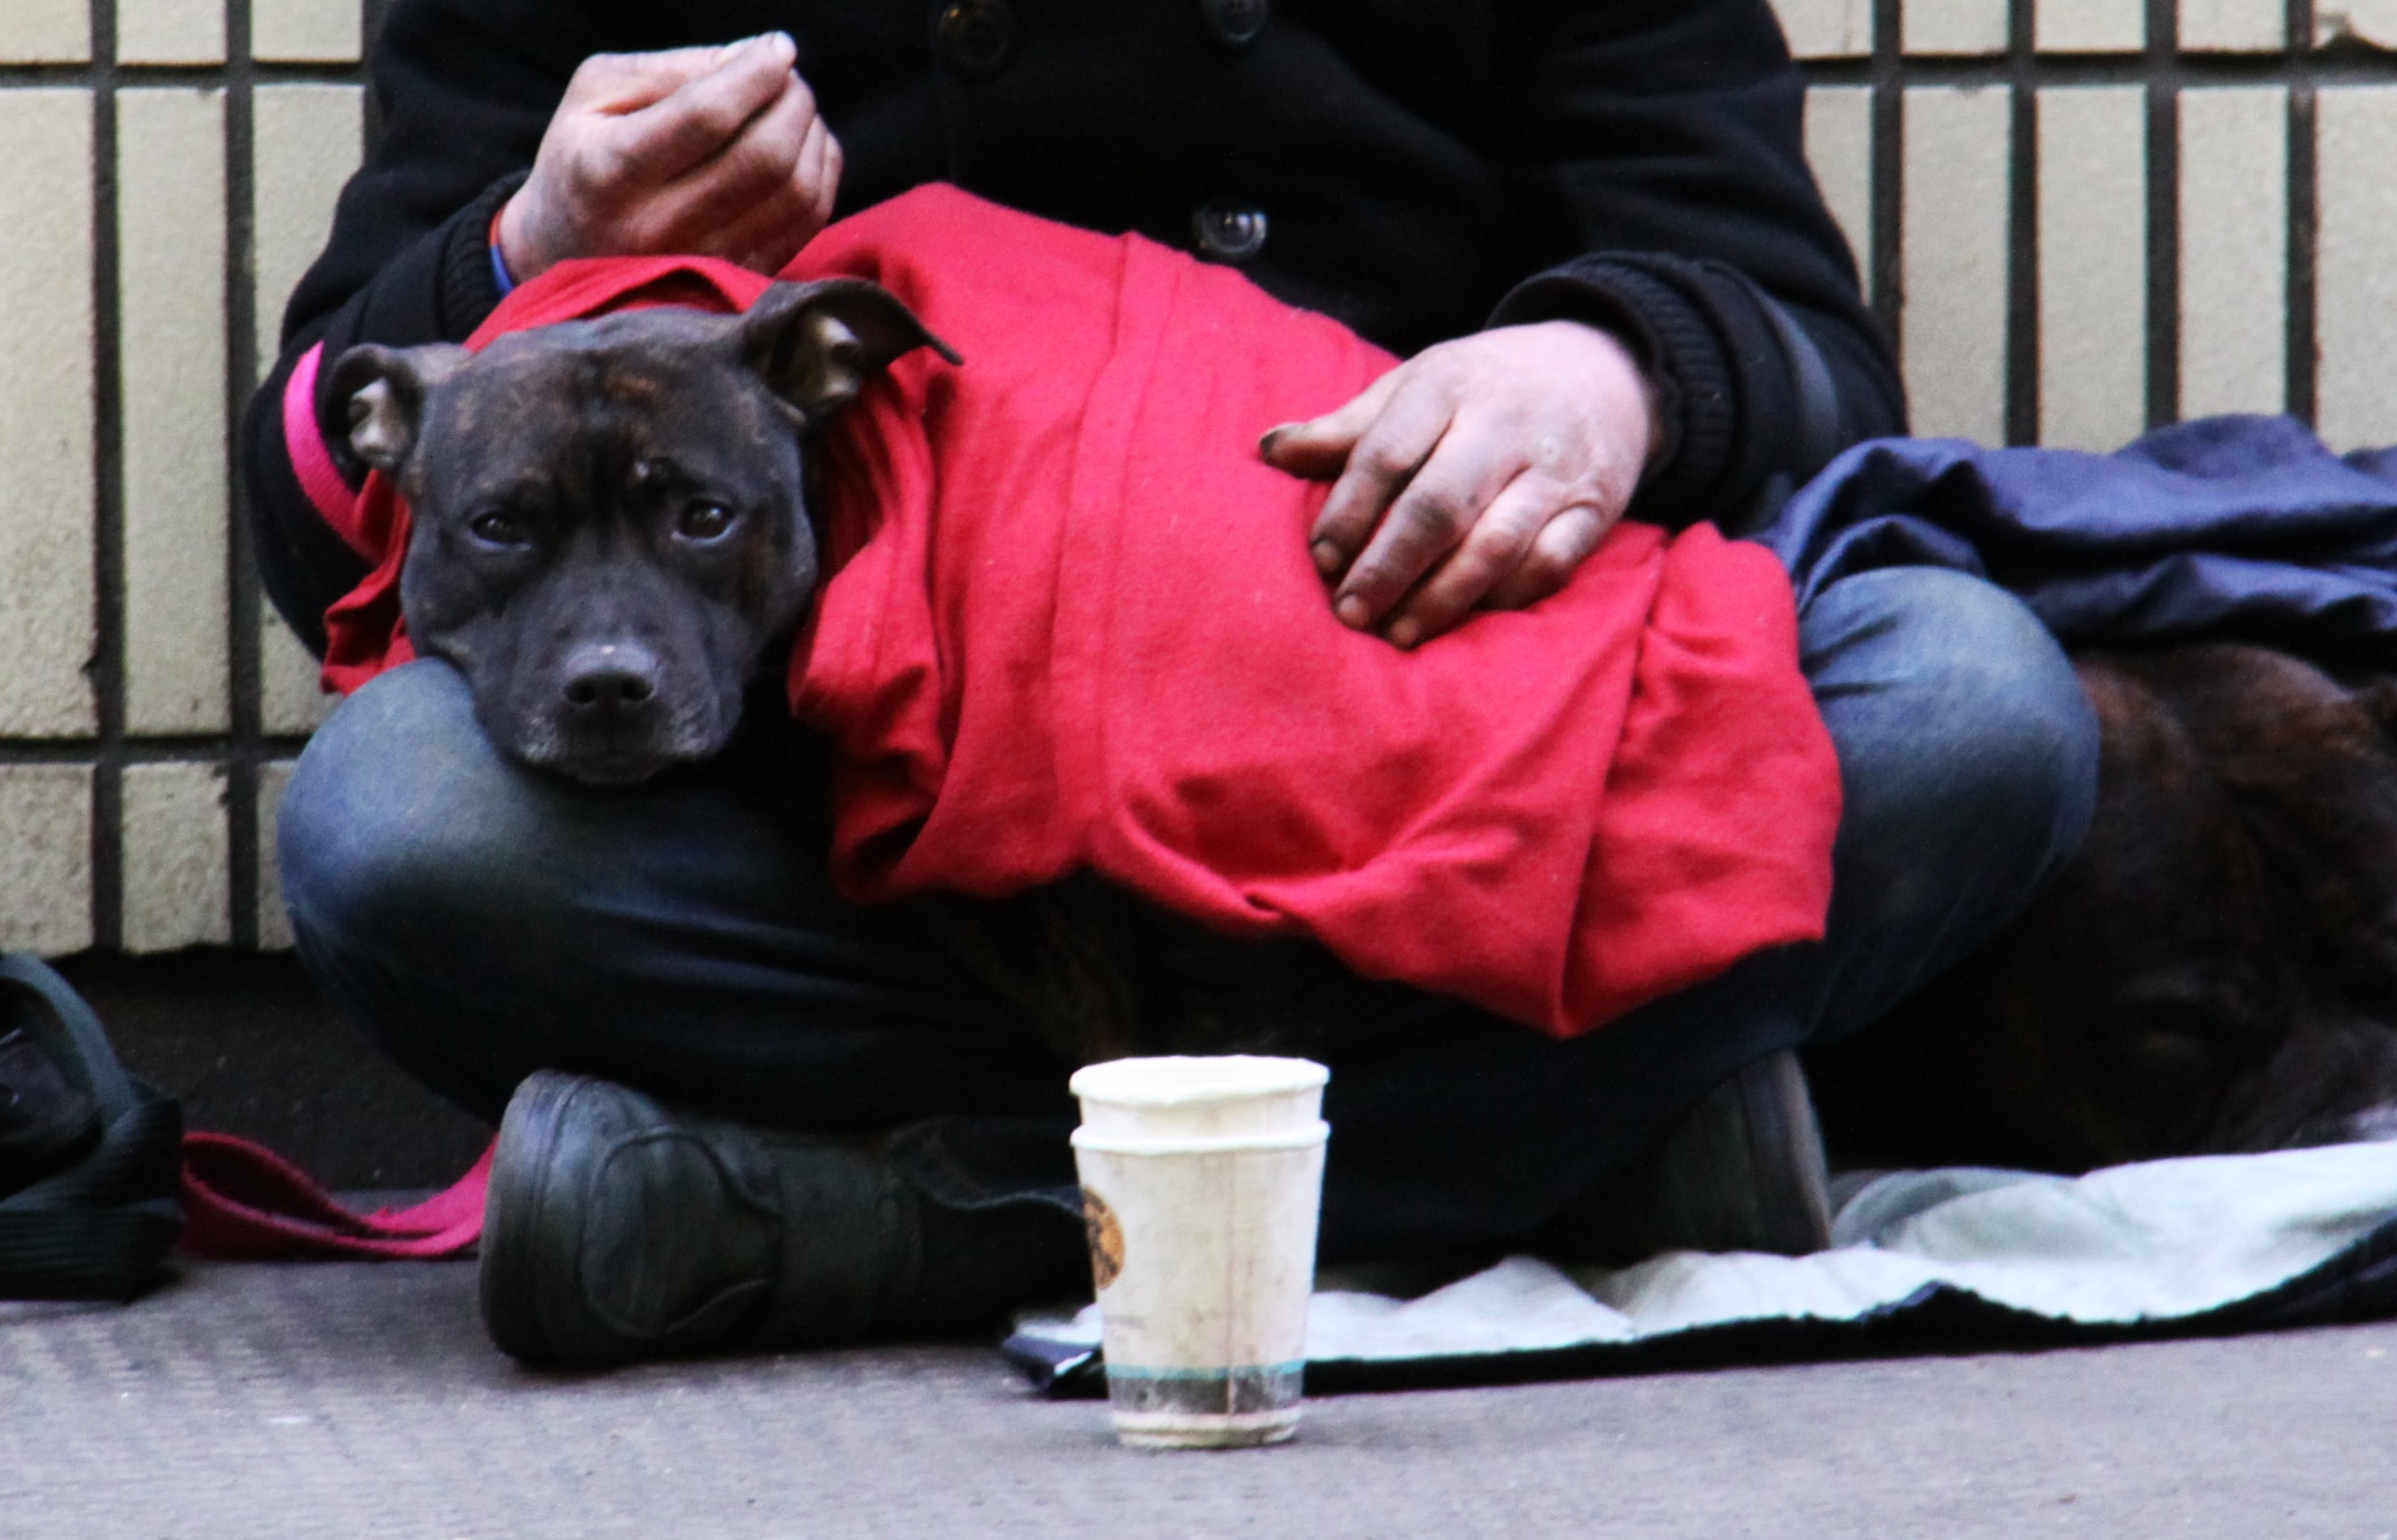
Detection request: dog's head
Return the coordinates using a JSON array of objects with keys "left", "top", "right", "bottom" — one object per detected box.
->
[{"left": 331, "top": 280, "right": 952, "bottom": 785}]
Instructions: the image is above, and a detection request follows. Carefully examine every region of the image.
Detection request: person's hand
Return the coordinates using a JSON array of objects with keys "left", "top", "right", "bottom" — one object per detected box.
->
[
  {"left": 1260, "top": 321, "right": 1661, "bottom": 649},
  {"left": 497, "top": 33, "right": 842, "bottom": 284}
]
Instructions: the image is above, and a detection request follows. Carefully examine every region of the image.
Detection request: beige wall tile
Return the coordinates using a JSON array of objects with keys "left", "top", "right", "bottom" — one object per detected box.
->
[
  {"left": 2316, "top": 88, "right": 2397, "bottom": 448},
  {"left": 120, "top": 762, "right": 230, "bottom": 952},
  {"left": 1773, "top": 0, "right": 1871, "bottom": 58},
  {"left": 0, "top": 93, "right": 97, "bottom": 740},
  {"left": 256, "top": 760, "right": 297, "bottom": 950},
  {"left": 2179, "top": 88, "right": 2287, "bottom": 419},
  {"left": 253, "top": 85, "right": 363, "bottom": 381},
  {"left": 1903, "top": 87, "right": 2011, "bottom": 445},
  {"left": 2182, "top": 0, "right": 2287, "bottom": 50},
  {"left": 118, "top": 0, "right": 225, "bottom": 64},
  {"left": 119, "top": 89, "right": 232, "bottom": 737},
  {"left": 0, "top": 767, "right": 92, "bottom": 955},
  {"left": 2035, "top": 0, "right": 2141, "bottom": 51},
  {"left": 253, "top": 0, "right": 362, "bottom": 62},
  {"left": 0, "top": 1, "right": 88, "bottom": 63},
  {"left": 1904, "top": 0, "right": 2008, "bottom": 54},
  {"left": 260, "top": 608, "right": 336, "bottom": 736},
  {"left": 2320, "top": 1, "right": 2397, "bottom": 48},
  {"left": 1805, "top": 87, "right": 1874, "bottom": 286},
  {"left": 2037, "top": 88, "right": 2147, "bottom": 451}
]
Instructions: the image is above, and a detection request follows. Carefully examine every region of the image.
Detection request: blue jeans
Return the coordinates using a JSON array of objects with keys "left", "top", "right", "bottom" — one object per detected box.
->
[{"left": 280, "top": 566, "right": 2096, "bottom": 1258}]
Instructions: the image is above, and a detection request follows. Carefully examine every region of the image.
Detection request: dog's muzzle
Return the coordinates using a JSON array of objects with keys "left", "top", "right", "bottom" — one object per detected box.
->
[{"left": 520, "top": 639, "right": 722, "bottom": 786}]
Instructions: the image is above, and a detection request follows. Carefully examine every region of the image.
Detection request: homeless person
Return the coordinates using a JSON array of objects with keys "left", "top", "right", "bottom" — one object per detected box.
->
[{"left": 243, "top": 0, "right": 2099, "bottom": 1366}]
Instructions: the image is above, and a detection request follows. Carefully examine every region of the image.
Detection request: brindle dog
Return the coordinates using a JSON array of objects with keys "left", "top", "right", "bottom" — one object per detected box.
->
[
  {"left": 1811, "top": 642, "right": 2397, "bottom": 1172},
  {"left": 334, "top": 279, "right": 1393, "bottom": 1067}
]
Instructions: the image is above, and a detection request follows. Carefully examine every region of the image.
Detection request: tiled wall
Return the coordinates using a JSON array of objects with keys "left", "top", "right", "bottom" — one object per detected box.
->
[
  {"left": 0, "top": 0, "right": 2391, "bottom": 957},
  {"left": 1780, "top": 0, "right": 2397, "bottom": 448},
  {"left": 0, "top": 0, "right": 368, "bottom": 956}
]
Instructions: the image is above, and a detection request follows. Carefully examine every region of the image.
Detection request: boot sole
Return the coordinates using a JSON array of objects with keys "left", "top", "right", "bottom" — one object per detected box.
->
[{"left": 477, "top": 1069, "right": 589, "bottom": 1366}]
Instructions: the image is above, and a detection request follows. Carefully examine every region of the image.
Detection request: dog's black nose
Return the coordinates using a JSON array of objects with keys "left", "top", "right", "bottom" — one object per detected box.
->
[{"left": 560, "top": 644, "right": 660, "bottom": 716}]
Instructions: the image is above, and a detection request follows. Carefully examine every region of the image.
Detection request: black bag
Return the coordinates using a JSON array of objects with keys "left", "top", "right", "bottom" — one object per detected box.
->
[{"left": 0, "top": 955, "right": 183, "bottom": 1301}]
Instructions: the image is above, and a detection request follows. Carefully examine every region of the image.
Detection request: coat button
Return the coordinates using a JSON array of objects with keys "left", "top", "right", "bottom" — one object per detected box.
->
[
  {"left": 936, "top": 0, "right": 1017, "bottom": 77},
  {"left": 1192, "top": 202, "right": 1267, "bottom": 262},
  {"left": 1200, "top": 0, "right": 1269, "bottom": 48}
]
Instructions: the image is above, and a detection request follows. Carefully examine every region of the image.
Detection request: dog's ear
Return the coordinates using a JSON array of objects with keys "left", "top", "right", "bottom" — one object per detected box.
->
[
  {"left": 736, "top": 280, "right": 960, "bottom": 425},
  {"left": 328, "top": 342, "right": 471, "bottom": 473}
]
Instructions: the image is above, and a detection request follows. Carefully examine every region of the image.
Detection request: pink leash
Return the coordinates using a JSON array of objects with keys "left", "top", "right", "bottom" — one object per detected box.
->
[{"left": 176, "top": 1131, "right": 490, "bottom": 1259}]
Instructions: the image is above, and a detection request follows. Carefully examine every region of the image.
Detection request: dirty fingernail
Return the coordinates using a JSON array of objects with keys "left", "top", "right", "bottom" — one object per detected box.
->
[
  {"left": 1311, "top": 540, "right": 1343, "bottom": 576},
  {"left": 1388, "top": 618, "right": 1421, "bottom": 649},
  {"left": 1336, "top": 595, "right": 1371, "bottom": 630}
]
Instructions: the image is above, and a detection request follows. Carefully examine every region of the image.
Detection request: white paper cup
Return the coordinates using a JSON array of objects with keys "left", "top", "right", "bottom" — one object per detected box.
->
[{"left": 1069, "top": 1055, "right": 1329, "bottom": 1449}]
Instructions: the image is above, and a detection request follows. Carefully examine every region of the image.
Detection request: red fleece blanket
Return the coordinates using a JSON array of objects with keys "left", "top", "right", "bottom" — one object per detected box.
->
[{"left": 288, "top": 185, "right": 1840, "bottom": 1039}]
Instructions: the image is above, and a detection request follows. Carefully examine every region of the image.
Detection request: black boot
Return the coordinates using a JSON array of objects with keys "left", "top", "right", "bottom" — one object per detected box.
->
[
  {"left": 1534, "top": 1048, "right": 1835, "bottom": 1265},
  {"left": 479, "top": 1070, "right": 1089, "bottom": 1367}
]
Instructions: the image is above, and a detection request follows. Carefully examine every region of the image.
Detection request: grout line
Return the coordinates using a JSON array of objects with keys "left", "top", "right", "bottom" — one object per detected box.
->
[
  {"left": 361, "top": 0, "right": 389, "bottom": 143},
  {"left": 2287, "top": 0, "right": 2318, "bottom": 427},
  {"left": 2146, "top": 0, "right": 2182, "bottom": 429},
  {"left": 2287, "top": 74, "right": 2319, "bottom": 426},
  {"left": 0, "top": 738, "right": 321, "bottom": 766},
  {"left": 88, "top": 0, "right": 123, "bottom": 953},
  {"left": 2005, "top": 0, "right": 2038, "bottom": 446},
  {"left": 1796, "top": 49, "right": 2387, "bottom": 86},
  {"left": 0, "top": 63, "right": 357, "bottom": 86},
  {"left": 1868, "top": 0, "right": 1903, "bottom": 355},
  {"left": 225, "top": 0, "right": 261, "bottom": 948}
]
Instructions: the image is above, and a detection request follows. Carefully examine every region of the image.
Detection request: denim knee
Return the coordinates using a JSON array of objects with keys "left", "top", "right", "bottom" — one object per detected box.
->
[
  {"left": 1806, "top": 566, "right": 2097, "bottom": 867},
  {"left": 278, "top": 660, "right": 542, "bottom": 952},
  {"left": 1795, "top": 566, "right": 2099, "bottom": 1028}
]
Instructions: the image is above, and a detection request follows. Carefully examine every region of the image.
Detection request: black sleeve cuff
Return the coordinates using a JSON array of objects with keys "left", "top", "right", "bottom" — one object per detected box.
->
[
  {"left": 433, "top": 170, "right": 527, "bottom": 339},
  {"left": 1491, "top": 256, "right": 1753, "bottom": 528},
  {"left": 1490, "top": 245, "right": 1905, "bottom": 536}
]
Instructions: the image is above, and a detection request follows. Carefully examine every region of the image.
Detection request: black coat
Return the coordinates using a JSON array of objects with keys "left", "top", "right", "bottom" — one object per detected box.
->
[{"left": 244, "top": 0, "right": 1903, "bottom": 654}]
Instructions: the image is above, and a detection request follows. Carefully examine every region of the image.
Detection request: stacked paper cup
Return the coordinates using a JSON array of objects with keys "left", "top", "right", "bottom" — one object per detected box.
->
[{"left": 1068, "top": 1055, "right": 1330, "bottom": 1449}]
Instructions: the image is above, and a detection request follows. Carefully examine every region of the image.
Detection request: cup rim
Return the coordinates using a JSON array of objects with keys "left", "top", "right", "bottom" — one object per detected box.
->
[
  {"left": 1071, "top": 1123, "right": 1328, "bottom": 1155},
  {"left": 1069, "top": 1053, "right": 1329, "bottom": 1107}
]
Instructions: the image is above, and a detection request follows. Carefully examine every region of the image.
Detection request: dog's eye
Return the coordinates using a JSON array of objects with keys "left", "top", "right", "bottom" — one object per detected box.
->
[
  {"left": 468, "top": 511, "right": 531, "bottom": 548},
  {"left": 677, "top": 501, "right": 736, "bottom": 542}
]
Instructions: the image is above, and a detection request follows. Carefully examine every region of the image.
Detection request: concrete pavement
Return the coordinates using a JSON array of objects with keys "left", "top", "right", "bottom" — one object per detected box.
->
[
  {"left": 5, "top": 1256, "right": 2395, "bottom": 1539},
  {"left": 14, "top": 956, "right": 2395, "bottom": 1537}
]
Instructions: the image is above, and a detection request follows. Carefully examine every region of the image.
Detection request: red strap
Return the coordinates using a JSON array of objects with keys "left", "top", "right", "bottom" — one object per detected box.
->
[{"left": 176, "top": 1130, "right": 488, "bottom": 1260}]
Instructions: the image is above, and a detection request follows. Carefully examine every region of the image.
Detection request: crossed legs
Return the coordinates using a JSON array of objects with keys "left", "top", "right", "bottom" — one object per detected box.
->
[{"left": 281, "top": 565, "right": 2095, "bottom": 1262}]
